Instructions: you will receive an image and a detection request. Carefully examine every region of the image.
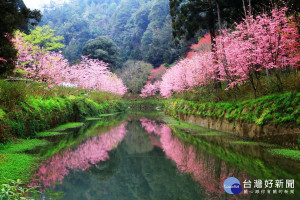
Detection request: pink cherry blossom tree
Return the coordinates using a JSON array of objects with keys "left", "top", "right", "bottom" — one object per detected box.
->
[
  {"left": 12, "top": 33, "right": 127, "bottom": 95},
  {"left": 140, "top": 81, "right": 161, "bottom": 98},
  {"left": 159, "top": 52, "right": 214, "bottom": 98},
  {"left": 215, "top": 7, "right": 299, "bottom": 97},
  {"left": 145, "top": 6, "right": 299, "bottom": 99}
]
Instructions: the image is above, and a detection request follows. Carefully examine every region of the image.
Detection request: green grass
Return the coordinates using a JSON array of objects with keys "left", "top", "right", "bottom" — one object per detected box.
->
[
  {"left": 86, "top": 117, "right": 103, "bottom": 120},
  {"left": 52, "top": 122, "right": 84, "bottom": 131},
  {"left": 268, "top": 149, "right": 300, "bottom": 161},
  {"left": 0, "top": 139, "right": 49, "bottom": 184},
  {"left": 86, "top": 113, "right": 122, "bottom": 120},
  {"left": 165, "top": 92, "right": 300, "bottom": 126},
  {"left": 193, "top": 131, "right": 225, "bottom": 136},
  {"left": 0, "top": 153, "right": 39, "bottom": 184},
  {"left": 231, "top": 141, "right": 260, "bottom": 145},
  {"left": 36, "top": 131, "right": 67, "bottom": 137},
  {"left": 169, "top": 122, "right": 209, "bottom": 131},
  {"left": 0, "top": 139, "right": 48, "bottom": 153},
  {"left": 99, "top": 113, "right": 120, "bottom": 117}
]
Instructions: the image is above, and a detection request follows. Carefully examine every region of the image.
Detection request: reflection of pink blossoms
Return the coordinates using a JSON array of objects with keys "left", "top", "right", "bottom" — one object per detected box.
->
[
  {"left": 31, "top": 122, "right": 127, "bottom": 188},
  {"left": 140, "top": 119, "right": 247, "bottom": 198}
]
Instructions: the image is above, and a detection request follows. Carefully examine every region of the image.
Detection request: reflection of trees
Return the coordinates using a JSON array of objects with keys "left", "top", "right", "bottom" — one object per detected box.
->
[
  {"left": 123, "top": 120, "right": 153, "bottom": 154},
  {"left": 140, "top": 118, "right": 247, "bottom": 199},
  {"left": 88, "top": 150, "right": 121, "bottom": 181},
  {"left": 41, "top": 120, "right": 203, "bottom": 200},
  {"left": 31, "top": 122, "right": 128, "bottom": 188}
]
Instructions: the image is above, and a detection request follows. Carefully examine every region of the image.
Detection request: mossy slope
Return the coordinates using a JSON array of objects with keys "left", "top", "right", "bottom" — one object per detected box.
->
[
  {"left": 165, "top": 92, "right": 300, "bottom": 126},
  {"left": 0, "top": 96, "right": 126, "bottom": 143}
]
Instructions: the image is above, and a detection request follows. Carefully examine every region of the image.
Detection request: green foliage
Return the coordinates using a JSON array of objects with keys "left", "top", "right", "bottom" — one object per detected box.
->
[
  {"left": 21, "top": 26, "right": 65, "bottom": 51},
  {"left": 165, "top": 92, "right": 300, "bottom": 126},
  {"left": 116, "top": 60, "right": 153, "bottom": 93},
  {"left": 0, "top": 80, "right": 26, "bottom": 109},
  {"left": 40, "top": 0, "right": 186, "bottom": 67},
  {"left": 82, "top": 36, "right": 120, "bottom": 70},
  {"left": 0, "top": 179, "right": 37, "bottom": 200}
]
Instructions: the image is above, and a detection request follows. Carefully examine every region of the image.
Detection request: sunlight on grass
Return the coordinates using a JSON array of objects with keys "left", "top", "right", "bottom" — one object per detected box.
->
[
  {"left": 52, "top": 122, "right": 84, "bottom": 131},
  {"left": 268, "top": 149, "right": 300, "bottom": 161}
]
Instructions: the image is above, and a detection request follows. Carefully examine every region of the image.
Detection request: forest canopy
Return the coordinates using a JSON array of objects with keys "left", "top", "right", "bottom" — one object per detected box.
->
[{"left": 39, "top": 0, "right": 193, "bottom": 68}]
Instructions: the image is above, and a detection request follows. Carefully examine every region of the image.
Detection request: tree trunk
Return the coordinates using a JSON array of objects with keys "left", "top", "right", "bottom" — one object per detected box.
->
[
  {"left": 216, "top": 1, "right": 222, "bottom": 34},
  {"left": 248, "top": 0, "right": 252, "bottom": 15},
  {"left": 242, "top": 0, "right": 247, "bottom": 17}
]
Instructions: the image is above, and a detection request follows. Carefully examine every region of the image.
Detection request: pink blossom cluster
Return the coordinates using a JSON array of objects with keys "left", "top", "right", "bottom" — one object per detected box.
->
[
  {"left": 140, "top": 81, "right": 161, "bottom": 97},
  {"left": 12, "top": 34, "right": 127, "bottom": 95},
  {"left": 159, "top": 52, "right": 214, "bottom": 98},
  {"left": 31, "top": 122, "right": 128, "bottom": 188},
  {"left": 141, "top": 7, "right": 299, "bottom": 98},
  {"left": 214, "top": 7, "right": 299, "bottom": 89}
]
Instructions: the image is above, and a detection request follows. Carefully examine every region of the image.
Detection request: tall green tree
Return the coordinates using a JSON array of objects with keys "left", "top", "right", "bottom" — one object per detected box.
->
[
  {"left": 21, "top": 25, "right": 64, "bottom": 51},
  {"left": 0, "top": 0, "right": 41, "bottom": 75},
  {"left": 116, "top": 60, "right": 153, "bottom": 93},
  {"left": 82, "top": 36, "right": 121, "bottom": 71}
]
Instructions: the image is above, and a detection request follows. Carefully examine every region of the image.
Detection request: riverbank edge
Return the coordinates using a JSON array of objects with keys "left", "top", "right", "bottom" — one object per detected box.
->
[
  {"left": 164, "top": 92, "right": 300, "bottom": 148},
  {"left": 0, "top": 96, "right": 127, "bottom": 184},
  {"left": 0, "top": 96, "right": 127, "bottom": 143}
]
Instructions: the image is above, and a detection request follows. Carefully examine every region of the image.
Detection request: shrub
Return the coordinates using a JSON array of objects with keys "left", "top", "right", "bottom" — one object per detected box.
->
[
  {"left": 0, "top": 179, "right": 37, "bottom": 200},
  {"left": 0, "top": 81, "right": 26, "bottom": 110}
]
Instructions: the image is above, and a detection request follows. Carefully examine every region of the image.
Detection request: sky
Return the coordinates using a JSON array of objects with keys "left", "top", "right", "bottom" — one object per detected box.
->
[{"left": 23, "top": 0, "right": 70, "bottom": 10}]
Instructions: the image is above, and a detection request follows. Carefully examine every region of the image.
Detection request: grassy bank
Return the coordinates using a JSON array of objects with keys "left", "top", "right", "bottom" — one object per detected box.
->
[
  {"left": 165, "top": 92, "right": 300, "bottom": 127},
  {"left": 0, "top": 80, "right": 127, "bottom": 143}
]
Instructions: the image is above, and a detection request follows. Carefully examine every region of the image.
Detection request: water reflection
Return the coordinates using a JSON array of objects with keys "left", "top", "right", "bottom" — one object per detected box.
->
[
  {"left": 31, "top": 122, "right": 127, "bottom": 188},
  {"left": 140, "top": 119, "right": 248, "bottom": 199},
  {"left": 32, "top": 117, "right": 299, "bottom": 200}
]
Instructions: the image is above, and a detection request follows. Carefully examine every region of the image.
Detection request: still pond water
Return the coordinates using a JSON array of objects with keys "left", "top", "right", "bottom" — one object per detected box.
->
[{"left": 29, "top": 113, "right": 300, "bottom": 200}]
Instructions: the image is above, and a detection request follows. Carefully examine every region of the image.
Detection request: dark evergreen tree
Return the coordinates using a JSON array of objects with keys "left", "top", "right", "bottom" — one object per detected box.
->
[
  {"left": 82, "top": 36, "right": 121, "bottom": 71},
  {"left": 0, "top": 0, "right": 41, "bottom": 75}
]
